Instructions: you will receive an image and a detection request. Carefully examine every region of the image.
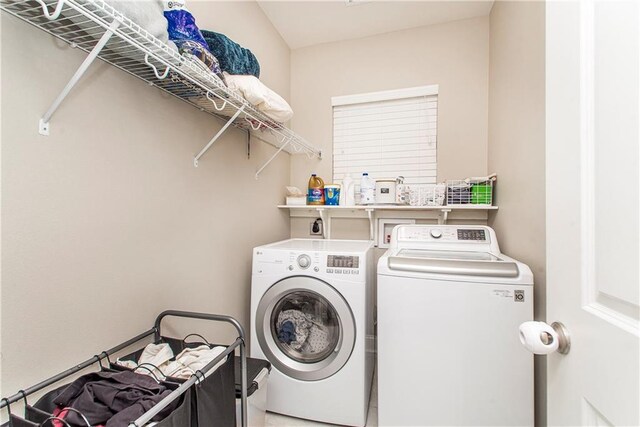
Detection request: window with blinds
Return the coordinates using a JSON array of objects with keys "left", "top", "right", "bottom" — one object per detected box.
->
[{"left": 332, "top": 85, "right": 438, "bottom": 184}]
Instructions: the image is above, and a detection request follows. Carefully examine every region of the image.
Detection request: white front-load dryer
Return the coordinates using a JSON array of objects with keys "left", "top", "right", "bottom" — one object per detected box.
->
[{"left": 251, "top": 239, "right": 374, "bottom": 426}]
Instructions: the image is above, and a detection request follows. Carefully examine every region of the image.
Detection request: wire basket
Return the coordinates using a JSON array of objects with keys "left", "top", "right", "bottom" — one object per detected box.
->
[
  {"left": 397, "top": 184, "right": 446, "bottom": 206},
  {"left": 446, "top": 178, "right": 495, "bottom": 205}
]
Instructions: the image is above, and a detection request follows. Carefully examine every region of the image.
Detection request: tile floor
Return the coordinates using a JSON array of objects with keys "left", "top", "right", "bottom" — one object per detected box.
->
[{"left": 265, "top": 371, "right": 378, "bottom": 427}]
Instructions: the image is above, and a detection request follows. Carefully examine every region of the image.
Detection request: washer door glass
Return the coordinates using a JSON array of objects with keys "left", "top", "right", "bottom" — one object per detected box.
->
[
  {"left": 271, "top": 290, "right": 340, "bottom": 363},
  {"left": 256, "top": 276, "right": 356, "bottom": 381}
]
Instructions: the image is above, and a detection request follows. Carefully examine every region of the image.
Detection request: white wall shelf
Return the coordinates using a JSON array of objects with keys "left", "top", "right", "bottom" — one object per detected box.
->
[
  {"left": 278, "top": 205, "right": 498, "bottom": 239},
  {"left": 1, "top": 0, "right": 322, "bottom": 177}
]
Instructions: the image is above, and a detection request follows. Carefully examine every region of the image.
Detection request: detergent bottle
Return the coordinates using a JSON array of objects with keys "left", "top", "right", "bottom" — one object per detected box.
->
[
  {"left": 307, "top": 174, "right": 325, "bottom": 205},
  {"left": 360, "top": 172, "right": 376, "bottom": 205},
  {"left": 342, "top": 174, "right": 355, "bottom": 206}
]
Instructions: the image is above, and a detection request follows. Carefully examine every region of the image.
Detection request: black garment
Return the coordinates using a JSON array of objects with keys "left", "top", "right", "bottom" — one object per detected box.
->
[{"left": 53, "top": 371, "right": 179, "bottom": 427}]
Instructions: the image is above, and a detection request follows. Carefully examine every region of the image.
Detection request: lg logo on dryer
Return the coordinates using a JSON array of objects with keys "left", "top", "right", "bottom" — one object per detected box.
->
[{"left": 514, "top": 290, "right": 525, "bottom": 302}]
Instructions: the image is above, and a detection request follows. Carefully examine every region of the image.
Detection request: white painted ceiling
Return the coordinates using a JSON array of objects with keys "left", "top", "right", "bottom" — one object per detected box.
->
[{"left": 257, "top": 1, "right": 494, "bottom": 50}]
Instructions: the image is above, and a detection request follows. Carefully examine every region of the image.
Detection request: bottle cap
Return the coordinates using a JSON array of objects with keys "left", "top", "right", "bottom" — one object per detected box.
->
[
  {"left": 363, "top": 172, "right": 368, "bottom": 176},
  {"left": 311, "top": 173, "right": 316, "bottom": 176}
]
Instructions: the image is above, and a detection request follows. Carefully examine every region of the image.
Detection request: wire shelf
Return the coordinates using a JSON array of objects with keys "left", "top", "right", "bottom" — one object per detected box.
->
[
  {"left": 446, "top": 178, "right": 495, "bottom": 206},
  {"left": 397, "top": 183, "right": 446, "bottom": 206},
  {"left": 0, "top": 0, "right": 321, "bottom": 159}
]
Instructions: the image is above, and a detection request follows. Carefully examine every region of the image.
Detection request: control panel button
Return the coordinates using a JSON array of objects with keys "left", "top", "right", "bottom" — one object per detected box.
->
[
  {"left": 288, "top": 265, "right": 294, "bottom": 271},
  {"left": 314, "top": 267, "right": 319, "bottom": 272},
  {"left": 297, "top": 254, "right": 311, "bottom": 269},
  {"left": 430, "top": 229, "right": 443, "bottom": 239}
]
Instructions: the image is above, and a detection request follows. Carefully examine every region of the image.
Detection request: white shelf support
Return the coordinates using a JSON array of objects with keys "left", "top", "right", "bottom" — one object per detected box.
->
[
  {"left": 144, "top": 53, "right": 170, "bottom": 80},
  {"left": 255, "top": 137, "right": 292, "bottom": 179},
  {"left": 317, "top": 208, "right": 331, "bottom": 239},
  {"left": 39, "top": 18, "right": 121, "bottom": 136},
  {"left": 193, "top": 105, "right": 246, "bottom": 167},
  {"left": 366, "top": 208, "right": 375, "bottom": 241},
  {"left": 438, "top": 208, "right": 451, "bottom": 225}
]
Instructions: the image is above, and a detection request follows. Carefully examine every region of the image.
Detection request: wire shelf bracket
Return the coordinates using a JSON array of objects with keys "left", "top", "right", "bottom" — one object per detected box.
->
[
  {"left": 39, "top": 18, "right": 121, "bottom": 136},
  {"left": 254, "top": 136, "right": 292, "bottom": 179},
  {"left": 194, "top": 105, "right": 246, "bottom": 167}
]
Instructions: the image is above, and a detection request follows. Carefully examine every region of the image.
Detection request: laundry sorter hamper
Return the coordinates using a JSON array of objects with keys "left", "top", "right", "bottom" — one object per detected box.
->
[
  {"left": 115, "top": 339, "right": 272, "bottom": 427},
  {"left": 234, "top": 357, "right": 271, "bottom": 427},
  {"left": 112, "top": 336, "right": 236, "bottom": 426},
  {"left": 0, "top": 310, "right": 249, "bottom": 427}
]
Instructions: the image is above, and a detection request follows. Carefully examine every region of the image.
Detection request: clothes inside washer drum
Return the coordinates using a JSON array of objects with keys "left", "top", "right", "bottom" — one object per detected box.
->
[
  {"left": 305, "top": 320, "right": 330, "bottom": 353},
  {"left": 276, "top": 310, "right": 312, "bottom": 350},
  {"left": 276, "top": 309, "right": 330, "bottom": 353}
]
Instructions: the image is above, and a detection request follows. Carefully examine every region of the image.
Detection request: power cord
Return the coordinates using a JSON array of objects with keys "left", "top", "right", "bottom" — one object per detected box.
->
[{"left": 312, "top": 218, "right": 323, "bottom": 234}]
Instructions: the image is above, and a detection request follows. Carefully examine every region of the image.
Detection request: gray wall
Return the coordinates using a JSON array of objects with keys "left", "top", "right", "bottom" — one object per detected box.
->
[
  {"left": 0, "top": 1, "right": 290, "bottom": 401},
  {"left": 488, "top": 1, "right": 546, "bottom": 425}
]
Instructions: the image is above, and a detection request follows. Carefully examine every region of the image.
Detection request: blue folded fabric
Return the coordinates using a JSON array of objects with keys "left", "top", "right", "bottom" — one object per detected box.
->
[
  {"left": 278, "top": 321, "right": 296, "bottom": 345},
  {"left": 201, "top": 30, "right": 260, "bottom": 78},
  {"left": 163, "top": 4, "right": 225, "bottom": 84}
]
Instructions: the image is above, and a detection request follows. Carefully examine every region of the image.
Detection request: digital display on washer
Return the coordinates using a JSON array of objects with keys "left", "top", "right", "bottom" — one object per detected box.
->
[
  {"left": 327, "top": 255, "right": 359, "bottom": 268},
  {"left": 457, "top": 229, "right": 486, "bottom": 241}
]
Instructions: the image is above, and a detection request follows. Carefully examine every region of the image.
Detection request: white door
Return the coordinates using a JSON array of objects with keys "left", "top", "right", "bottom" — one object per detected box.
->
[{"left": 546, "top": 1, "right": 639, "bottom": 425}]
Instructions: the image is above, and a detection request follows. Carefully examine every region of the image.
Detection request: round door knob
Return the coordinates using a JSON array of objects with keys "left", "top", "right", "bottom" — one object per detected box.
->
[
  {"left": 430, "top": 229, "right": 443, "bottom": 239},
  {"left": 519, "top": 321, "right": 570, "bottom": 355},
  {"left": 297, "top": 254, "right": 311, "bottom": 269}
]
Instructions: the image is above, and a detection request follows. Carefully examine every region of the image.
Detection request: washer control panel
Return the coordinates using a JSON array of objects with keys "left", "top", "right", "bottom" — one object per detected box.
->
[
  {"left": 389, "top": 225, "right": 500, "bottom": 254},
  {"left": 253, "top": 244, "right": 370, "bottom": 278},
  {"left": 326, "top": 254, "right": 360, "bottom": 275},
  {"left": 457, "top": 229, "right": 486, "bottom": 241},
  {"left": 283, "top": 252, "right": 363, "bottom": 276},
  {"left": 398, "top": 227, "right": 489, "bottom": 242}
]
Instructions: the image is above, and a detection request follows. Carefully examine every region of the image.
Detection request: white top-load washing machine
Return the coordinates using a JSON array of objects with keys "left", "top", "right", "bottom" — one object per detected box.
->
[
  {"left": 251, "top": 239, "right": 375, "bottom": 426},
  {"left": 377, "top": 225, "right": 534, "bottom": 426}
]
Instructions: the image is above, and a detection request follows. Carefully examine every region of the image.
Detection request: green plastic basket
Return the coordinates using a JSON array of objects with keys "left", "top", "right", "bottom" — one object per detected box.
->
[{"left": 471, "top": 184, "right": 492, "bottom": 204}]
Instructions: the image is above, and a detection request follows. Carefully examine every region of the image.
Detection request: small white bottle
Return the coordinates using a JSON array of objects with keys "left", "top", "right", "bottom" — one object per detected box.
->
[
  {"left": 342, "top": 174, "right": 355, "bottom": 206},
  {"left": 360, "top": 172, "right": 375, "bottom": 205}
]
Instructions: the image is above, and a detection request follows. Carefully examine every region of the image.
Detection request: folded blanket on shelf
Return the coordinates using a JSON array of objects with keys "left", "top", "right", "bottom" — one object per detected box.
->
[
  {"left": 163, "top": 0, "right": 225, "bottom": 84},
  {"left": 105, "top": 0, "right": 173, "bottom": 48},
  {"left": 201, "top": 30, "right": 260, "bottom": 78},
  {"left": 224, "top": 72, "right": 293, "bottom": 123}
]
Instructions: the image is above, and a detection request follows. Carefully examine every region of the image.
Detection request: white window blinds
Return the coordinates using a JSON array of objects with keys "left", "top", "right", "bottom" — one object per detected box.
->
[{"left": 332, "top": 86, "right": 438, "bottom": 184}]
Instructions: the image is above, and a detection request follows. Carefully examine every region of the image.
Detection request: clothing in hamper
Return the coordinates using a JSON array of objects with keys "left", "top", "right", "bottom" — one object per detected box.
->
[
  {"left": 200, "top": 30, "right": 261, "bottom": 78},
  {"left": 116, "top": 342, "right": 226, "bottom": 380},
  {"left": 116, "top": 342, "right": 174, "bottom": 373},
  {"left": 163, "top": 0, "right": 225, "bottom": 83},
  {"left": 30, "top": 375, "right": 190, "bottom": 427},
  {"left": 224, "top": 72, "right": 294, "bottom": 123},
  {"left": 52, "top": 371, "right": 180, "bottom": 427},
  {"left": 162, "top": 345, "right": 226, "bottom": 378}
]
